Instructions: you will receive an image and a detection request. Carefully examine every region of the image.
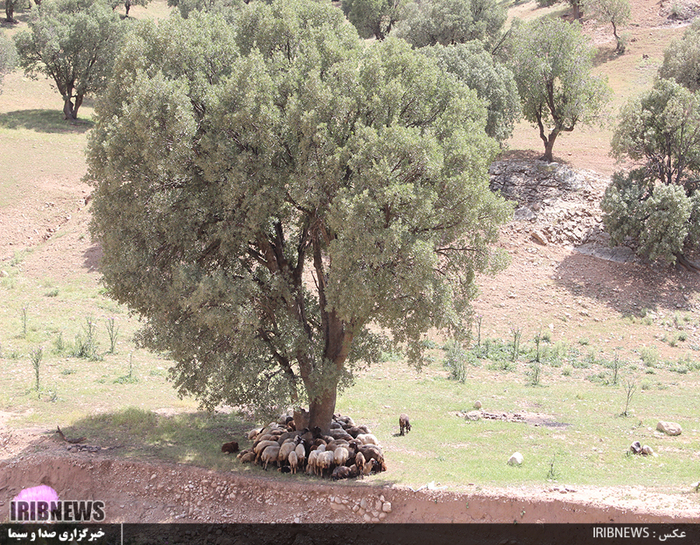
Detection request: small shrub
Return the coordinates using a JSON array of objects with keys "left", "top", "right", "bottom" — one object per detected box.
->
[
  {"left": 106, "top": 317, "right": 119, "bottom": 354},
  {"left": 53, "top": 332, "right": 65, "bottom": 354},
  {"left": 60, "top": 368, "right": 76, "bottom": 375},
  {"left": 529, "top": 361, "right": 542, "bottom": 386},
  {"left": 562, "top": 367, "right": 572, "bottom": 377},
  {"left": 44, "top": 288, "right": 59, "bottom": 297},
  {"left": 444, "top": 340, "right": 468, "bottom": 383},
  {"left": 640, "top": 347, "right": 659, "bottom": 367},
  {"left": 30, "top": 347, "right": 43, "bottom": 392}
]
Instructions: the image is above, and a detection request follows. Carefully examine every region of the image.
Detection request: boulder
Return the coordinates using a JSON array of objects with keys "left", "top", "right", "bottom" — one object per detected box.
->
[
  {"left": 630, "top": 441, "right": 642, "bottom": 454},
  {"left": 508, "top": 452, "right": 524, "bottom": 466},
  {"left": 657, "top": 421, "right": 682, "bottom": 436}
]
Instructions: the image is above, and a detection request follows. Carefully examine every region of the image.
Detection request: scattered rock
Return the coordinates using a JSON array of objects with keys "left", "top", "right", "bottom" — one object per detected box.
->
[
  {"left": 657, "top": 421, "right": 682, "bottom": 436},
  {"left": 641, "top": 445, "right": 655, "bottom": 456},
  {"left": 474, "top": 400, "right": 483, "bottom": 410},
  {"left": 531, "top": 231, "right": 549, "bottom": 246},
  {"left": 630, "top": 441, "right": 642, "bottom": 454},
  {"left": 508, "top": 452, "right": 524, "bottom": 466}
]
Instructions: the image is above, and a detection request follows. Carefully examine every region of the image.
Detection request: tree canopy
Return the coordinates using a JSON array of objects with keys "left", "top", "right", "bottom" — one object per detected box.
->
[
  {"left": 602, "top": 78, "right": 700, "bottom": 265},
  {"left": 421, "top": 41, "right": 521, "bottom": 145},
  {"left": 508, "top": 17, "right": 610, "bottom": 162},
  {"left": 659, "top": 19, "right": 700, "bottom": 92},
  {"left": 0, "top": 31, "right": 17, "bottom": 89},
  {"left": 341, "top": 0, "right": 402, "bottom": 40},
  {"left": 394, "top": 0, "right": 506, "bottom": 50},
  {"left": 14, "top": 0, "right": 127, "bottom": 120},
  {"left": 87, "top": 0, "right": 511, "bottom": 431},
  {"left": 587, "top": 0, "right": 631, "bottom": 53}
]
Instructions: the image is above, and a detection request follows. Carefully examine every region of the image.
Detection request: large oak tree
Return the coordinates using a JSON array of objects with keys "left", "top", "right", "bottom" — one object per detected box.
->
[{"left": 87, "top": 0, "right": 511, "bottom": 432}]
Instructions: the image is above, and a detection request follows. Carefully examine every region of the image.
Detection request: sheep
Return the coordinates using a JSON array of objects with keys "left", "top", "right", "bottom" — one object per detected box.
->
[
  {"left": 288, "top": 450, "right": 299, "bottom": 474},
  {"left": 358, "top": 445, "right": 386, "bottom": 472},
  {"left": 254, "top": 440, "right": 279, "bottom": 463},
  {"left": 278, "top": 440, "right": 298, "bottom": 467},
  {"left": 221, "top": 441, "right": 239, "bottom": 454},
  {"left": 333, "top": 446, "right": 350, "bottom": 468},
  {"left": 399, "top": 414, "right": 411, "bottom": 436},
  {"left": 260, "top": 445, "right": 281, "bottom": 470},
  {"left": 306, "top": 450, "right": 319, "bottom": 476},
  {"left": 331, "top": 465, "right": 352, "bottom": 480},
  {"left": 363, "top": 458, "right": 378, "bottom": 476},
  {"left": 354, "top": 451, "right": 365, "bottom": 475},
  {"left": 247, "top": 428, "right": 262, "bottom": 441},
  {"left": 237, "top": 449, "right": 256, "bottom": 464},
  {"left": 316, "top": 451, "right": 335, "bottom": 477},
  {"left": 294, "top": 442, "right": 306, "bottom": 469},
  {"left": 356, "top": 433, "right": 379, "bottom": 446}
]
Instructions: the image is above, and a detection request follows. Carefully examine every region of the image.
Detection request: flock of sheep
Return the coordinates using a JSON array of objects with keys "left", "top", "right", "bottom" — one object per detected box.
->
[{"left": 228, "top": 412, "right": 408, "bottom": 480}]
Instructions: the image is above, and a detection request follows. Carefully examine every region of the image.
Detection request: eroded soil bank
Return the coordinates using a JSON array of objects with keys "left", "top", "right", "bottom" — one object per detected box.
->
[{"left": 2, "top": 452, "right": 698, "bottom": 524}]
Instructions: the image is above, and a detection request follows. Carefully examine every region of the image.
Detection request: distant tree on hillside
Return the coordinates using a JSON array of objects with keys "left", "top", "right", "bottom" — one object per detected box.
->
[
  {"left": 421, "top": 41, "right": 521, "bottom": 145},
  {"left": 341, "top": 0, "right": 403, "bottom": 40},
  {"left": 588, "top": 0, "right": 631, "bottom": 53},
  {"left": 167, "top": 0, "right": 241, "bottom": 19},
  {"left": 395, "top": 0, "right": 506, "bottom": 50},
  {"left": 14, "top": 0, "right": 127, "bottom": 120},
  {"left": 659, "top": 19, "right": 700, "bottom": 92},
  {"left": 602, "top": 78, "right": 700, "bottom": 266},
  {"left": 508, "top": 17, "right": 611, "bottom": 162},
  {"left": 108, "top": 0, "right": 150, "bottom": 16},
  {"left": 0, "top": 32, "right": 17, "bottom": 88}
]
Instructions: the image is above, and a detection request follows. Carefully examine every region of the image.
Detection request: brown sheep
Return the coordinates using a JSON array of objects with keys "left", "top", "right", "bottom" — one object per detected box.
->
[
  {"left": 399, "top": 414, "right": 411, "bottom": 436},
  {"left": 221, "top": 441, "right": 239, "bottom": 454}
]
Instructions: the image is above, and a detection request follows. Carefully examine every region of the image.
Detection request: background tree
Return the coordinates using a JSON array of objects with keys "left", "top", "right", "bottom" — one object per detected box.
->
[
  {"left": 167, "top": 0, "right": 241, "bottom": 19},
  {"left": 508, "top": 17, "right": 610, "bottom": 162},
  {"left": 14, "top": 0, "right": 127, "bottom": 120},
  {"left": 395, "top": 0, "right": 506, "bottom": 50},
  {"left": 108, "top": 0, "right": 150, "bottom": 16},
  {"left": 659, "top": 19, "right": 700, "bottom": 92},
  {"left": 341, "top": 0, "right": 402, "bottom": 40},
  {"left": 587, "top": 0, "right": 631, "bottom": 53},
  {"left": 421, "top": 41, "right": 521, "bottom": 145},
  {"left": 602, "top": 78, "right": 700, "bottom": 266},
  {"left": 0, "top": 31, "right": 17, "bottom": 88},
  {"left": 87, "top": 1, "right": 511, "bottom": 431}
]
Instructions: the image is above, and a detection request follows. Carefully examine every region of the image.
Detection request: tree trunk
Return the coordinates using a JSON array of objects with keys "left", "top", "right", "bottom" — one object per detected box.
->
[
  {"left": 543, "top": 138, "right": 556, "bottom": 162},
  {"left": 63, "top": 97, "right": 76, "bottom": 120},
  {"left": 63, "top": 93, "right": 82, "bottom": 120},
  {"left": 5, "top": 0, "right": 15, "bottom": 22},
  {"left": 307, "top": 386, "right": 337, "bottom": 435}
]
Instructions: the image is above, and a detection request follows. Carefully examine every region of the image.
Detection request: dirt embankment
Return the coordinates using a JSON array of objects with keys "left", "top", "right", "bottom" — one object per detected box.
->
[{"left": 1, "top": 442, "right": 699, "bottom": 524}]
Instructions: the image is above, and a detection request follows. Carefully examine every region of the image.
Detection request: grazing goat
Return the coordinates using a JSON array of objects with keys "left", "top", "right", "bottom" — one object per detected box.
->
[{"left": 399, "top": 414, "right": 411, "bottom": 436}]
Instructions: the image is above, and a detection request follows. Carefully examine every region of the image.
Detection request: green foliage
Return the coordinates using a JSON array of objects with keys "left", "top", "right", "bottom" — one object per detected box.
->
[
  {"left": 443, "top": 339, "right": 469, "bottom": 382},
  {"left": 14, "top": 0, "right": 128, "bottom": 120},
  {"left": 0, "top": 31, "right": 17, "bottom": 89},
  {"left": 87, "top": 1, "right": 511, "bottom": 428},
  {"left": 603, "top": 79, "right": 700, "bottom": 263},
  {"left": 659, "top": 19, "right": 700, "bottom": 92},
  {"left": 30, "top": 346, "right": 43, "bottom": 391},
  {"left": 341, "top": 0, "right": 402, "bottom": 40},
  {"left": 395, "top": 0, "right": 506, "bottom": 50},
  {"left": 421, "top": 42, "right": 521, "bottom": 145},
  {"left": 167, "top": 0, "right": 241, "bottom": 19},
  {"left": 508, "top": 17, "right": 611, "bottom": 162},
  {"left": 587, "top": 0, "right": 631, "bottom": 53},
  {"left": 611, "top": 78, "right": 700, "bottom": 188}
]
